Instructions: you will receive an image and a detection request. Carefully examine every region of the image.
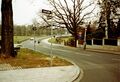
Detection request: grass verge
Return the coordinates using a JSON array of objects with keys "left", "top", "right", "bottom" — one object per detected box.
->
[
  {"left": 48, "top": 36, "right": 73, "bottom": 44},
  {"left": 14, "top": 36, "right": 31, "bottom": 43},
  {"left": 0, "top": 48, "right": 72, "bottom": 68}
]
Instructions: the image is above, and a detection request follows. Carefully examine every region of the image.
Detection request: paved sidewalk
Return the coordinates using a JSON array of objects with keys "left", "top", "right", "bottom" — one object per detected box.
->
[
  {"left": 0, "top": 65, "right": 80, "bottom": 82},
  {"left": 85, "top": 45, "right": 120, "bottom": 55},
  {"left": 86, "top": 48, "right": 120, "bottom": 55}
]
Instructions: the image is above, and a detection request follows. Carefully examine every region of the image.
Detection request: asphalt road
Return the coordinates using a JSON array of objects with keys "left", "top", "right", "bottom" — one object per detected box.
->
[{"left": 21, "top": 38, "right": 120, "bottom": 82}]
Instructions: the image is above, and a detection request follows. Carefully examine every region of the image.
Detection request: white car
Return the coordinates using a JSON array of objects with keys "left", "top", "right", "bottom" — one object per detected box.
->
[
  {"left": 30, "top": 37, "right": 34, "bottom": 40},
  {"left": 14, "top": 44, "right": 22, "bottom": 47}
]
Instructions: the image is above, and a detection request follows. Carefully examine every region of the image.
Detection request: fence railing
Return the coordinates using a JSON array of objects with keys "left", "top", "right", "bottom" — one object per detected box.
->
[{"left": 86, "top": 38, "right": 120, "bottom": 46}]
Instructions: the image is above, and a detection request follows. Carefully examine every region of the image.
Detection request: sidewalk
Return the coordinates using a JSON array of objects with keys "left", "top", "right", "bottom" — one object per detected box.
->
[
  {"left": 85, "top": 45, "right": 120, "bottom": 55},
  {"left": 86, "top": 48, "right": 120, "bottom": 55},
  {"left": 0, "top": 65, "right": 80, "bottom": 82}
]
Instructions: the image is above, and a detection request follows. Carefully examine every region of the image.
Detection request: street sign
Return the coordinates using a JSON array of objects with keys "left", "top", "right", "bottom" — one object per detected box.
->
[{"left": 42, "top": 9, "right": 52, "bottom": 14}]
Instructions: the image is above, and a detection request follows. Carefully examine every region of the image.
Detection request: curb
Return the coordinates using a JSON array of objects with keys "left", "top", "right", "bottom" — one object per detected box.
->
[
  {"left": 67, "top": 65, "right": 81, "bottom": 82},
  {"left": 73, "top": 67, "right": 84, "bottom": 82},
  {"left": 62, "top": 58, "right": 83, "bottom": 82},
  {"left": 86, "top": 48, "right": 120, "bottom": 55}
]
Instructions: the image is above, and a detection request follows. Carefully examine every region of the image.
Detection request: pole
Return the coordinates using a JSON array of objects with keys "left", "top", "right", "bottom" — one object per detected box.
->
[
  {"left": 50, "top": 25, "right": 53, "bottom": 66},
  {"left": 84, "top": 28, "right": 87, "bottom": 50},
  {"left": 34, "top": 30, "right": 35, "bottom": 51},
  {"left": 41, "top": 9, "right": 53, "bottom": 66}
]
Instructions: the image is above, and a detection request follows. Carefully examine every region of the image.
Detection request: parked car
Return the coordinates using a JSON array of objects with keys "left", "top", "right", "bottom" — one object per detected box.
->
[{"left": 30, "top": 37, "right": 34, "bottom": 40}]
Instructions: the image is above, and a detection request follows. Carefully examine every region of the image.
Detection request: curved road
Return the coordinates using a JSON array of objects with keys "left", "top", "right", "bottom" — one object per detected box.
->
[{"left": 21, "top": 37, "right": 120, "bottom": 82}]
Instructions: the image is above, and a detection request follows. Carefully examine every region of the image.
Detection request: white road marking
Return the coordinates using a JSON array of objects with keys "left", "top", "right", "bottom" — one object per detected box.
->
[
  {"left": 112, "top": 58, "right": 120, "bottom": 61},
  {"left": 74, "top": 52, "right": 91, "bottom": 56},
  {"left": 42, "top": 45, "right": 91, "bottom": 56},
  {"left": 82, "top": 60, "right": 104, "bottom": 69}
]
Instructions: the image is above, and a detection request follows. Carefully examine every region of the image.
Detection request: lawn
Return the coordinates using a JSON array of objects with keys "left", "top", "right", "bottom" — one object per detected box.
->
[
  {"left": 48, "top": 36, "right": 73, "bottom": 44},
  {"left": 14, "top": 36, "right": 31, "bottom": 43},
  {"left": 0, "top": 48, "right": 72, "bottom": 68}
]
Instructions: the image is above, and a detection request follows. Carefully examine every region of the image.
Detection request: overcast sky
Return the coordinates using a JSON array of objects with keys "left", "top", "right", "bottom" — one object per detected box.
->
[
  {"left": 0, "top": 0, "right": 97, "bottom": 25},
  {"left": 0, "top": 0, "right": 50, "bottom": 25}
]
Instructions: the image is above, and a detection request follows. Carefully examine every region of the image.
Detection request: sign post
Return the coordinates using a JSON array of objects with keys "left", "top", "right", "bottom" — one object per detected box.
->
[{"left": 42, "top": 9, "right": 53, "bottom": 66}]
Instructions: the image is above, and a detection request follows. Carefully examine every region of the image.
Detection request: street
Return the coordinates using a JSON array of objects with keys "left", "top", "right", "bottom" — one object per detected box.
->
[{"left": 21, "top": 38, "right": 120, "bottom": 82}]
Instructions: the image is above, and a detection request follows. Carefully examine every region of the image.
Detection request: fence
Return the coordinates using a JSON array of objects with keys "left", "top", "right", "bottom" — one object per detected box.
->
[{"left": 86, "top": 38, "right": 120, "bottom": 46}]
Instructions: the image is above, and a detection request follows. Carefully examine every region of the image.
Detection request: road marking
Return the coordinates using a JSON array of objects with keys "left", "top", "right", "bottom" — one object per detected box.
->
[
  {"left": 41, "top": 45, "right": 91, "bottom": 56},
  {"left": 112, "top": 58, "right": 120, "bottom": 61},
  {"left": 82, "top": 60, "right": 104, "bottom": 69},
  {"left": 74, "top": 52, "right": 91, "bottom": 56}
]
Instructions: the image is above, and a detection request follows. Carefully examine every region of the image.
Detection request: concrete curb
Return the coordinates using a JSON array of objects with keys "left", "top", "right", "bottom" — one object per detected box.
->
[
  {"left": 67, "top": 65, "right": 81, "bottom": 82},
  {"left": 73, "top": 67, "right": 84, "bottom": 82},
  {"left": 86, "top": 48, "right": 120, "bottom": 55},
  {"left": 85, "top": 45, "right": 120, "bottom": 55},
  {"left": 61, "top": 59, "right": 82, "bottom": 82},
  {"left": 61, "top": 57, "right": 83, "bottom": 82}
]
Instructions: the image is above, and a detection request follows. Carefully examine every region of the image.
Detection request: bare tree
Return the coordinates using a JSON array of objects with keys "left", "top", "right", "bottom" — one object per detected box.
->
[
  {"left": 48, "top": 0, "right": 95, "bottom": 47},
  {"left": 1, "top": 0, "right": 14, "bottom": 57}
]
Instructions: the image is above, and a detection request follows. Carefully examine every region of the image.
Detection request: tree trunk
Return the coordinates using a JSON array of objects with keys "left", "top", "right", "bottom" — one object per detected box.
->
[
  {"left": 74, "top": 33, "right": 78, "bottom": 47},
  {"left": 1, "top": 0, "right": 14, "bottom": 57}
]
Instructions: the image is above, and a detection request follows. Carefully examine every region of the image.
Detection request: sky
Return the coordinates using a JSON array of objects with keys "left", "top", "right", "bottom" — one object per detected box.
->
[
  {"left": 0, "top": 0, "right": 98, "bottom": 25},
  {"left": 13, "top": 0, "right": 52, "bottom": 25},
  {"left": 0, "top": 0, "right": 50, "bottom": 25}
]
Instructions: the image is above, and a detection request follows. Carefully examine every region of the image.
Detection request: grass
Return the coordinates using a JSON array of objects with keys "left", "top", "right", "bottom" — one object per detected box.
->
[
  {"left": 48, "top": 38, "right": 58, "bottom": 44},
  {"left": 0, "top": 48, "right": 72, "bottom": 68},
  {"left": 14, "top": 36, "right": 31, "bottom": 43},
  {"left": 48, "top": 36, "right": 73, "bottom": 44}
]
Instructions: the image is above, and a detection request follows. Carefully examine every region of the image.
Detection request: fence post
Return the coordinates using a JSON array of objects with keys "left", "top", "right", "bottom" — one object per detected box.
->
[{"left": 92, "top": 38, "right": 94, "bottom": 45}]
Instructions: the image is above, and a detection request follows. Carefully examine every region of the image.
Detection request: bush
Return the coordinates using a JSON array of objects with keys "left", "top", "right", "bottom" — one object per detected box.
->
[
  {"left": 56, "top": 37, "right": 63, "bottom": 44},
  {"left": 64, "top": 38, "right": 75, "bottom": 47}
]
